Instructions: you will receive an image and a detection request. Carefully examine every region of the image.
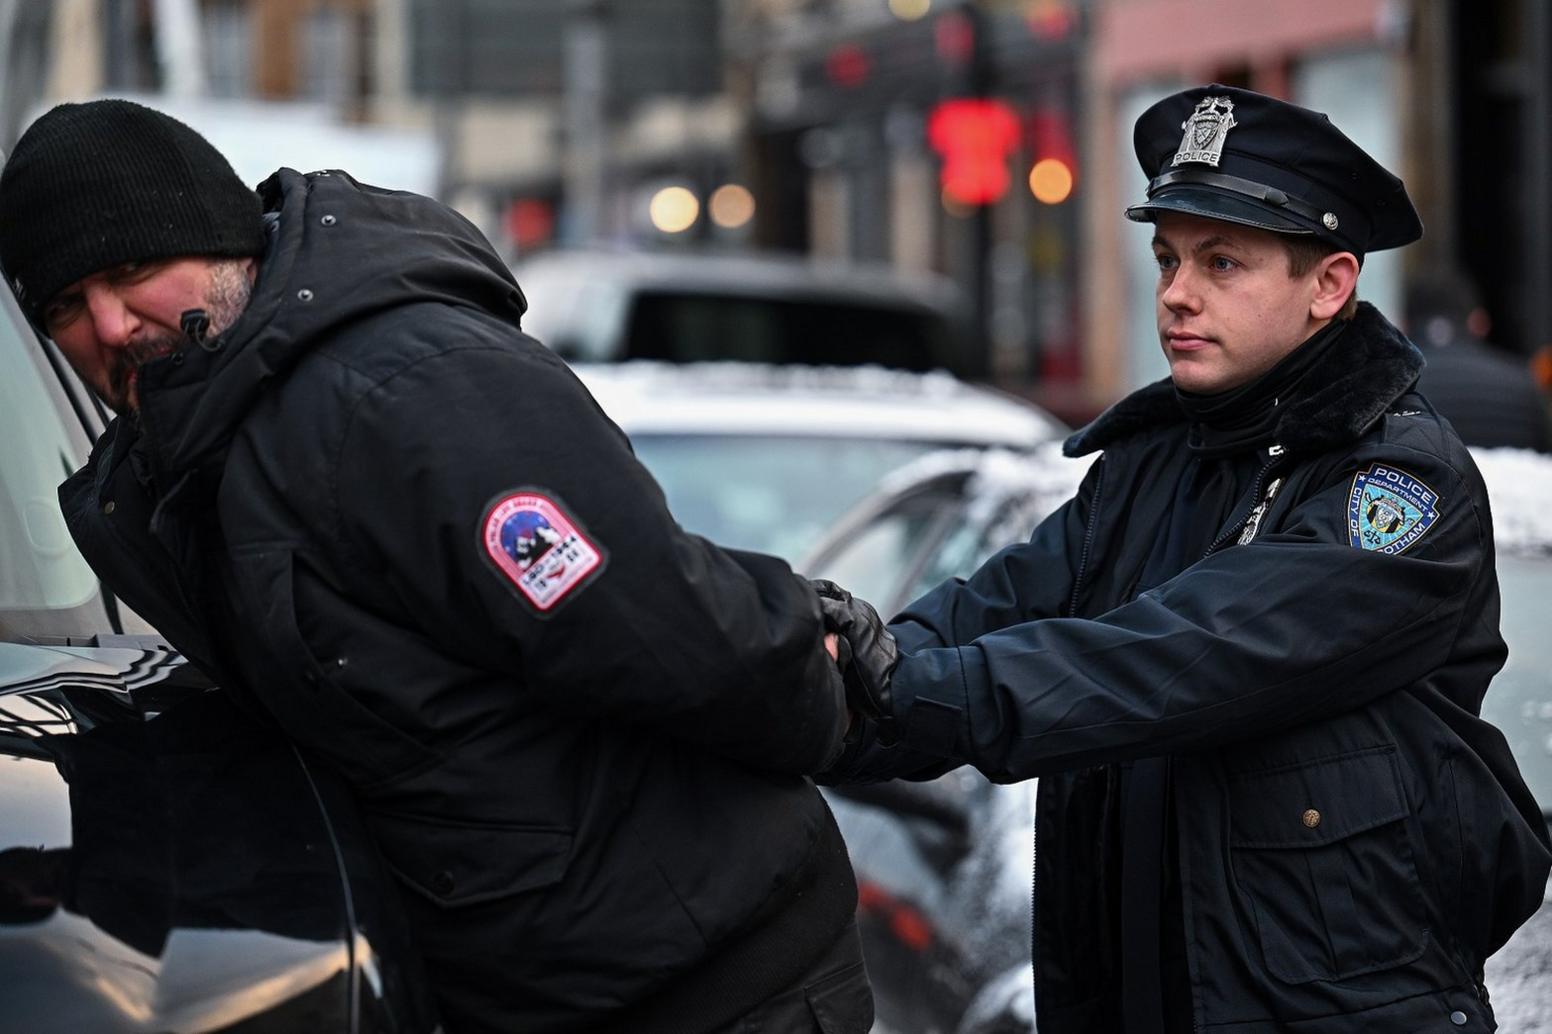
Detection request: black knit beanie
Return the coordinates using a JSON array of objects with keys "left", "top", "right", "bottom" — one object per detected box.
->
[{"left": 0, "top": 99, "right": 265, "bottom": 320}]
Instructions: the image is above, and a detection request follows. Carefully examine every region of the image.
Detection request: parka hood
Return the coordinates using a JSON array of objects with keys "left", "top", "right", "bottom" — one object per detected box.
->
[
  {"left": 1064, "top": 302, "right": 1425, "bottom": 458},
  {"left": 132, "top": 168, "right": 528, "bottom": 486}
]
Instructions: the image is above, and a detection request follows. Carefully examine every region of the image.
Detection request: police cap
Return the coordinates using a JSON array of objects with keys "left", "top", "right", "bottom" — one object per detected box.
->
[{"left": 1125, "top": 84, "right": 1421, "bottom": 257}]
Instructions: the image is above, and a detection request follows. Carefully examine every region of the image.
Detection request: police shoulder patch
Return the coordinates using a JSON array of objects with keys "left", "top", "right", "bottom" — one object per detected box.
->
[
  {"left": 481, "top": 489, "right": 606, "bottom": 613},
  {"left": 1346, "top": 463, "right": 1441, "bottom": 555}
]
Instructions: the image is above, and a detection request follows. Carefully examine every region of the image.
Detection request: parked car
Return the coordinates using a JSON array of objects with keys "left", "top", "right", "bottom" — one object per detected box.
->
[
  {"left": 0, "top": 279, "right": 441, "bottom": 1033},
  {"left": 515, "top": 248, "right": 978, "bottom": 376},
  {"left": 801, "top": 445, "right": 1552, "bottom": 1034},
  {"left": 574, "top": 361, "right": 1067, "bottom": 562}
]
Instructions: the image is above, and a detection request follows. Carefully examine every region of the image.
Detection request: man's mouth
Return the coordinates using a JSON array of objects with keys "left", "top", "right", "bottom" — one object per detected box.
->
[
  {"left": 1164, "top": 330, "right": 1215, "bottom": 351},
  {"left": 107, "top": 339, "right": 179, "bottom": 411}
]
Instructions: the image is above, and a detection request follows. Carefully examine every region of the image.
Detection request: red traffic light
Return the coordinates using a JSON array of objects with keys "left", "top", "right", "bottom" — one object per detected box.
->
[{"left": 928, "top": 98, "right": 1021, "bottom": 206}]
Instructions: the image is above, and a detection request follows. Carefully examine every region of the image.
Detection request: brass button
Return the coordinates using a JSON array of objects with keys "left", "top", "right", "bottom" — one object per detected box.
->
[
  {"left": 102, "top": 500, "right": 116, "bottom": 515},
  {"left": 1302, "top": 809, "right": 1321, "bottom": 829}
]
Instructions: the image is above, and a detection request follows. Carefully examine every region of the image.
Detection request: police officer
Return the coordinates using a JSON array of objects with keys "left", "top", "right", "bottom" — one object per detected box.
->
[
  {"left": 819, "top": 85, "right": 1550, "bottom": 1033},
  {"left": 0, "top": 99, "right": 872, "bottom": 1032}
]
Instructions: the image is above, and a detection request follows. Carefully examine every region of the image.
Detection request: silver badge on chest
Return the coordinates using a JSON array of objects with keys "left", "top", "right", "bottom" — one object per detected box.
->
[{"left": 1172, "top": 96, "right": 1237, "bottom": 168}]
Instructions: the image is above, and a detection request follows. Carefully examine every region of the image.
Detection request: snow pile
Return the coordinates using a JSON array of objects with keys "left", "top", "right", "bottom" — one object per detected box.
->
[
  {"left": 577, "top": 360, "right": 977, "bottom": 400},
  {"left": 1472, "top": 447, "right": 1552, "bottom": 556}
]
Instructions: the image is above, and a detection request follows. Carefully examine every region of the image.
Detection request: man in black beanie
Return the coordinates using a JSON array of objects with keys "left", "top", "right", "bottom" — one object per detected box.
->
[
  {"left": 1, "top": 99, "right": 872, "bottom": 1033},
  {"left": 1, "top": 99, "right": 266, "bottom": 412}
]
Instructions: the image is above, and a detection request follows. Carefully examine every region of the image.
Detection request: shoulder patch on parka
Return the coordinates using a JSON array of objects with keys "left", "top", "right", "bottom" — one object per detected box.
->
[
  {"left": 1346, "top": 463, "right": 1441, "bottom": 555},
  {"left": 481, "top": 489, "right": 607, "bottom": 613}
]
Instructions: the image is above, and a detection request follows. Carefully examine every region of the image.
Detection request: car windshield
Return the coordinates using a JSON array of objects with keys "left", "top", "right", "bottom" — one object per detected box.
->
[
  {"left": 630, "top": 434, "right": 950, "bottom": 561},
  {"left": 0, "top": 315, "right": 97, "bottom": 616}
]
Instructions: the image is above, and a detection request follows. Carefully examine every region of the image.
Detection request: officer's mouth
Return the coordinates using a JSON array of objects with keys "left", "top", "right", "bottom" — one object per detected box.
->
[{"left": 1164, "top": 329, "right": 1217, "bottom": 352}]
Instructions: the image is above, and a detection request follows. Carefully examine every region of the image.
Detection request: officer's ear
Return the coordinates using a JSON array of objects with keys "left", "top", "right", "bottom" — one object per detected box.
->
[{"left": 1309, "top": 250, "right": 1360, "bottom": 321}]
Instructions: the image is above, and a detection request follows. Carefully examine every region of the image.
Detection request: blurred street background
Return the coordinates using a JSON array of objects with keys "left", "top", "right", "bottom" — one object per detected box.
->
[{"left": 5, "top": 0, "right": 1550, "bottom": 423}]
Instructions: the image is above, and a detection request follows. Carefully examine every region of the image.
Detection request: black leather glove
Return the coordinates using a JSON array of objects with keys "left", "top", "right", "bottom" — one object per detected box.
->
[{"left": 811, "top": 579, "right": 900, "bottom": 743}]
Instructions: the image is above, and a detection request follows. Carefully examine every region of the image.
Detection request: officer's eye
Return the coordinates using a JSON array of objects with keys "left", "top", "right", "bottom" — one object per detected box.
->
[
  {"left": 1154, "top": 253, "right": 1178, "bottom": 273},
  {"left": 1208, "top": 255, "right": 1237, "bottom": 272}
]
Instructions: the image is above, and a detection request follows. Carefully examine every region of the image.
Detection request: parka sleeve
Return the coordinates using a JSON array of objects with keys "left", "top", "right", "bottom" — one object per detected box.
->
[
  {"left": 885, "top": 443, "right": 1492, "bottom": 782},
  {"left": 332, "top": 342, "right": 847, "bottom": 775}
]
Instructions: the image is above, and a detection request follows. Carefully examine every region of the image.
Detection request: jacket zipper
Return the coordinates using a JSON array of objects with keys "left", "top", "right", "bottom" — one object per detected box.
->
[
  {"left": 1033, "top": 455, "right": 1108, "bottom": 1020},
  {"left": 1185, "top": 447, "right": 1283, "bottom": 1034},
  {"left": 1201, "top": 450, "right": 1283, "bottom": 561},
  {"left": 1065, "top": 455, "right": 1106, "bottom": 618}
]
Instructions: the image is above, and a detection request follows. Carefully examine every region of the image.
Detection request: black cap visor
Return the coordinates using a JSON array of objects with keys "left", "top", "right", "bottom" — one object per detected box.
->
[{"left": 1125, "top": 185, "right": 1316, "bottom": 238}]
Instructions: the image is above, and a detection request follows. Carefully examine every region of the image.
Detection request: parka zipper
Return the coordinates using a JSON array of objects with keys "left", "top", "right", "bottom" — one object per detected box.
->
[{"left": 1033, "top": 454, "right": 1109, "bottom": 1019}]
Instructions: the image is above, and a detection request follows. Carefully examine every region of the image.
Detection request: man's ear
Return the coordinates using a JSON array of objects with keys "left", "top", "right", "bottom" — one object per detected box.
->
[{"left": 1310, "top": 251, "right": 1360, "bottom": 320}]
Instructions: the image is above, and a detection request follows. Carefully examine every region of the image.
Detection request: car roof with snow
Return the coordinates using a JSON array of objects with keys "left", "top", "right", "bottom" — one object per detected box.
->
[{"left": 573, "top": 361, "right": 1067, "bottom": 445}]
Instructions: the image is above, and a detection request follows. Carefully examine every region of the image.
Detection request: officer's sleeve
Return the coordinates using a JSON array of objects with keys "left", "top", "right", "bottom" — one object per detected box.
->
[
  {"left": 333, "top": 343, "right": 847, "bottom": 775},
  {"left": 886, "top": 444, "right": 1488, "bottom": 782},
  {"left": 820, "top": 456, "right": 1100, "bottom": 784}
]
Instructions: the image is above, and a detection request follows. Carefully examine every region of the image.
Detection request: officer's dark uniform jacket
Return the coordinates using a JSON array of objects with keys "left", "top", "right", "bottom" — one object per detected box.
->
[
  {"left": 828, "top": 303, "right": 1551, "bottom": 1032},
  {"left": 58, "top": 169, "right": 859, "bottom": 1032}
]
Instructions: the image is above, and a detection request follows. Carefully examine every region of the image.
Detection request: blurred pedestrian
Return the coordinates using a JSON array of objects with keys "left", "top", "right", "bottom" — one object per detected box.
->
[
  {"left": 819, "top": 85, "right": 1550, "bottom": 1034},
  {"left": 0, "top": 98, "right": 871, "bottom": 1033},
  {"left": 1405, "top": 271, "right": 1552, "bottom": 451}
]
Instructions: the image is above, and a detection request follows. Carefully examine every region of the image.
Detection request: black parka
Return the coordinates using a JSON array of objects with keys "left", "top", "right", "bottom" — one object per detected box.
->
[
  {"left": 60, "top": 169, "right": 858, "bottom": 1032},
  {"left": 828, "top": 304, "right": 1551, "bottom": 1032}
]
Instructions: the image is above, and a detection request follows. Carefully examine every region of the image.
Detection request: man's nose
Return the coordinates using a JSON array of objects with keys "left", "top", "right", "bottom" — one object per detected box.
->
[
  {"left": 1160, "top": 266, "right": 1200, "bottom": 313},
  {"left": 82, "top": 285, "right": 137, "bottom": 347}
]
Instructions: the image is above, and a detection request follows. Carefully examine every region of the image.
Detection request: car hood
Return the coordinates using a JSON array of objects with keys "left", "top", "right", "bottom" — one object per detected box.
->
[{"left": 0, "top": 641, "right": 357, "bottom": 1033}]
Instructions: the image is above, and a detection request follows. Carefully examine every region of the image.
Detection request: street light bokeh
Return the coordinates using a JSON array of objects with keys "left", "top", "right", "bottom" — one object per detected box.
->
[
  {"left": 1028, "top": 157, "right": 1074, "bottom": 204},
  {"left": 709, "top": 184, "right": 756, "bottom": 229},
  {"left": 649, "top": 186, "right": 700, "bottom": 234}
]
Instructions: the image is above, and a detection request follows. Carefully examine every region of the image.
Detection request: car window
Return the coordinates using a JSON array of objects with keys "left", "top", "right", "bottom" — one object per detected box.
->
[
  {"left": 810, "top": 495, "right": 954, "bottom": 612},
  {"left": 897, "top": 504, "right": 996, "bottom": 608},
  {"left": 1482, "top": 552, "right": 1552, "bottom": 817},
  {"left": 630, "top": 434, "right": 946, "bottom": 561},
  {"left": 624, "top": 293, "right": 950, "bottom": 371},
  {"left": 0, "top": 316, "right": 98, "bottom": 612}
]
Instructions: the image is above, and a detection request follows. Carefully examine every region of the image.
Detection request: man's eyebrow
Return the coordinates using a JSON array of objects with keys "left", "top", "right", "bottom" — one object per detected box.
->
[
  {"left": 1152, "top": 233, "right": 1243, "bottom": 253},
  {"left": 1191, "top": 234, "right": 1239, "bottom": 253}
]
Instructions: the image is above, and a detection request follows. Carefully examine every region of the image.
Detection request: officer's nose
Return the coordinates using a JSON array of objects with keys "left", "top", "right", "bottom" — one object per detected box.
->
[
  {"left": 82, "top": 283, "right": 138, "bottom": 349},
  {"left": 1159, "top": 264, "right": 1201, "bottom": 314}
]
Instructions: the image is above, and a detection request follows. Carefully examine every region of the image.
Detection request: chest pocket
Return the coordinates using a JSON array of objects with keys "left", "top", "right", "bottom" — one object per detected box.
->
[
  {"left": 228, "top": 548, "right": 442, "bottom": 791},
  {"left": 1227, "top": 746, "right": 1428, "bottom": 984}
]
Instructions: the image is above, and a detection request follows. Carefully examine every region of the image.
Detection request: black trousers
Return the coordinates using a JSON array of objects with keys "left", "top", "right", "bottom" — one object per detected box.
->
[{"left": 711, "top": 918, "right": 875, "bottom": 1034}]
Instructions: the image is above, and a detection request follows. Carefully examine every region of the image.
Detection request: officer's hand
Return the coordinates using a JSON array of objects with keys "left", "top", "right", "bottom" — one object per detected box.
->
[
  {"left": 824, "top": 632, "right": 840, "bottom": 663},
  {"left": 810, "top": 579, "right": 899, "bottom": 743}
]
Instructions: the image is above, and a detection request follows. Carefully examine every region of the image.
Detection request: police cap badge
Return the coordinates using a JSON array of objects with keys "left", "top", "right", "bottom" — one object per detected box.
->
[{"left": 1126, "top": 84, "right": 1422, "bottom": 257}]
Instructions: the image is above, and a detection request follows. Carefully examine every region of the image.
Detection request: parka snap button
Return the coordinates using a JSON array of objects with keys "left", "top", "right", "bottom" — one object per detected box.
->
[
  {"left": 102, "top": 500, "right": 116, "bottom": 515},
  {"left": 432, "top": 871, "right": 455, "bottom": 895},
  {"left": 320, "top": 214, "right": 337, "bottom": 226},
  {"left": 1301, "top": 809, "right": 1321, "bottom": 829},
  {"left": 297, "top": 288, "right": 315, "bottom": 302},
  {"left": 1450, "top": 1011, "right": 1468, "bottom": 1025}
]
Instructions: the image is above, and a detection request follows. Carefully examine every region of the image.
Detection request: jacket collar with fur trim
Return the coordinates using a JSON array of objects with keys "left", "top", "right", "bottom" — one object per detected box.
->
[{"left": 1063, "top": 302, "right": 1424, "bottom": 459}]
